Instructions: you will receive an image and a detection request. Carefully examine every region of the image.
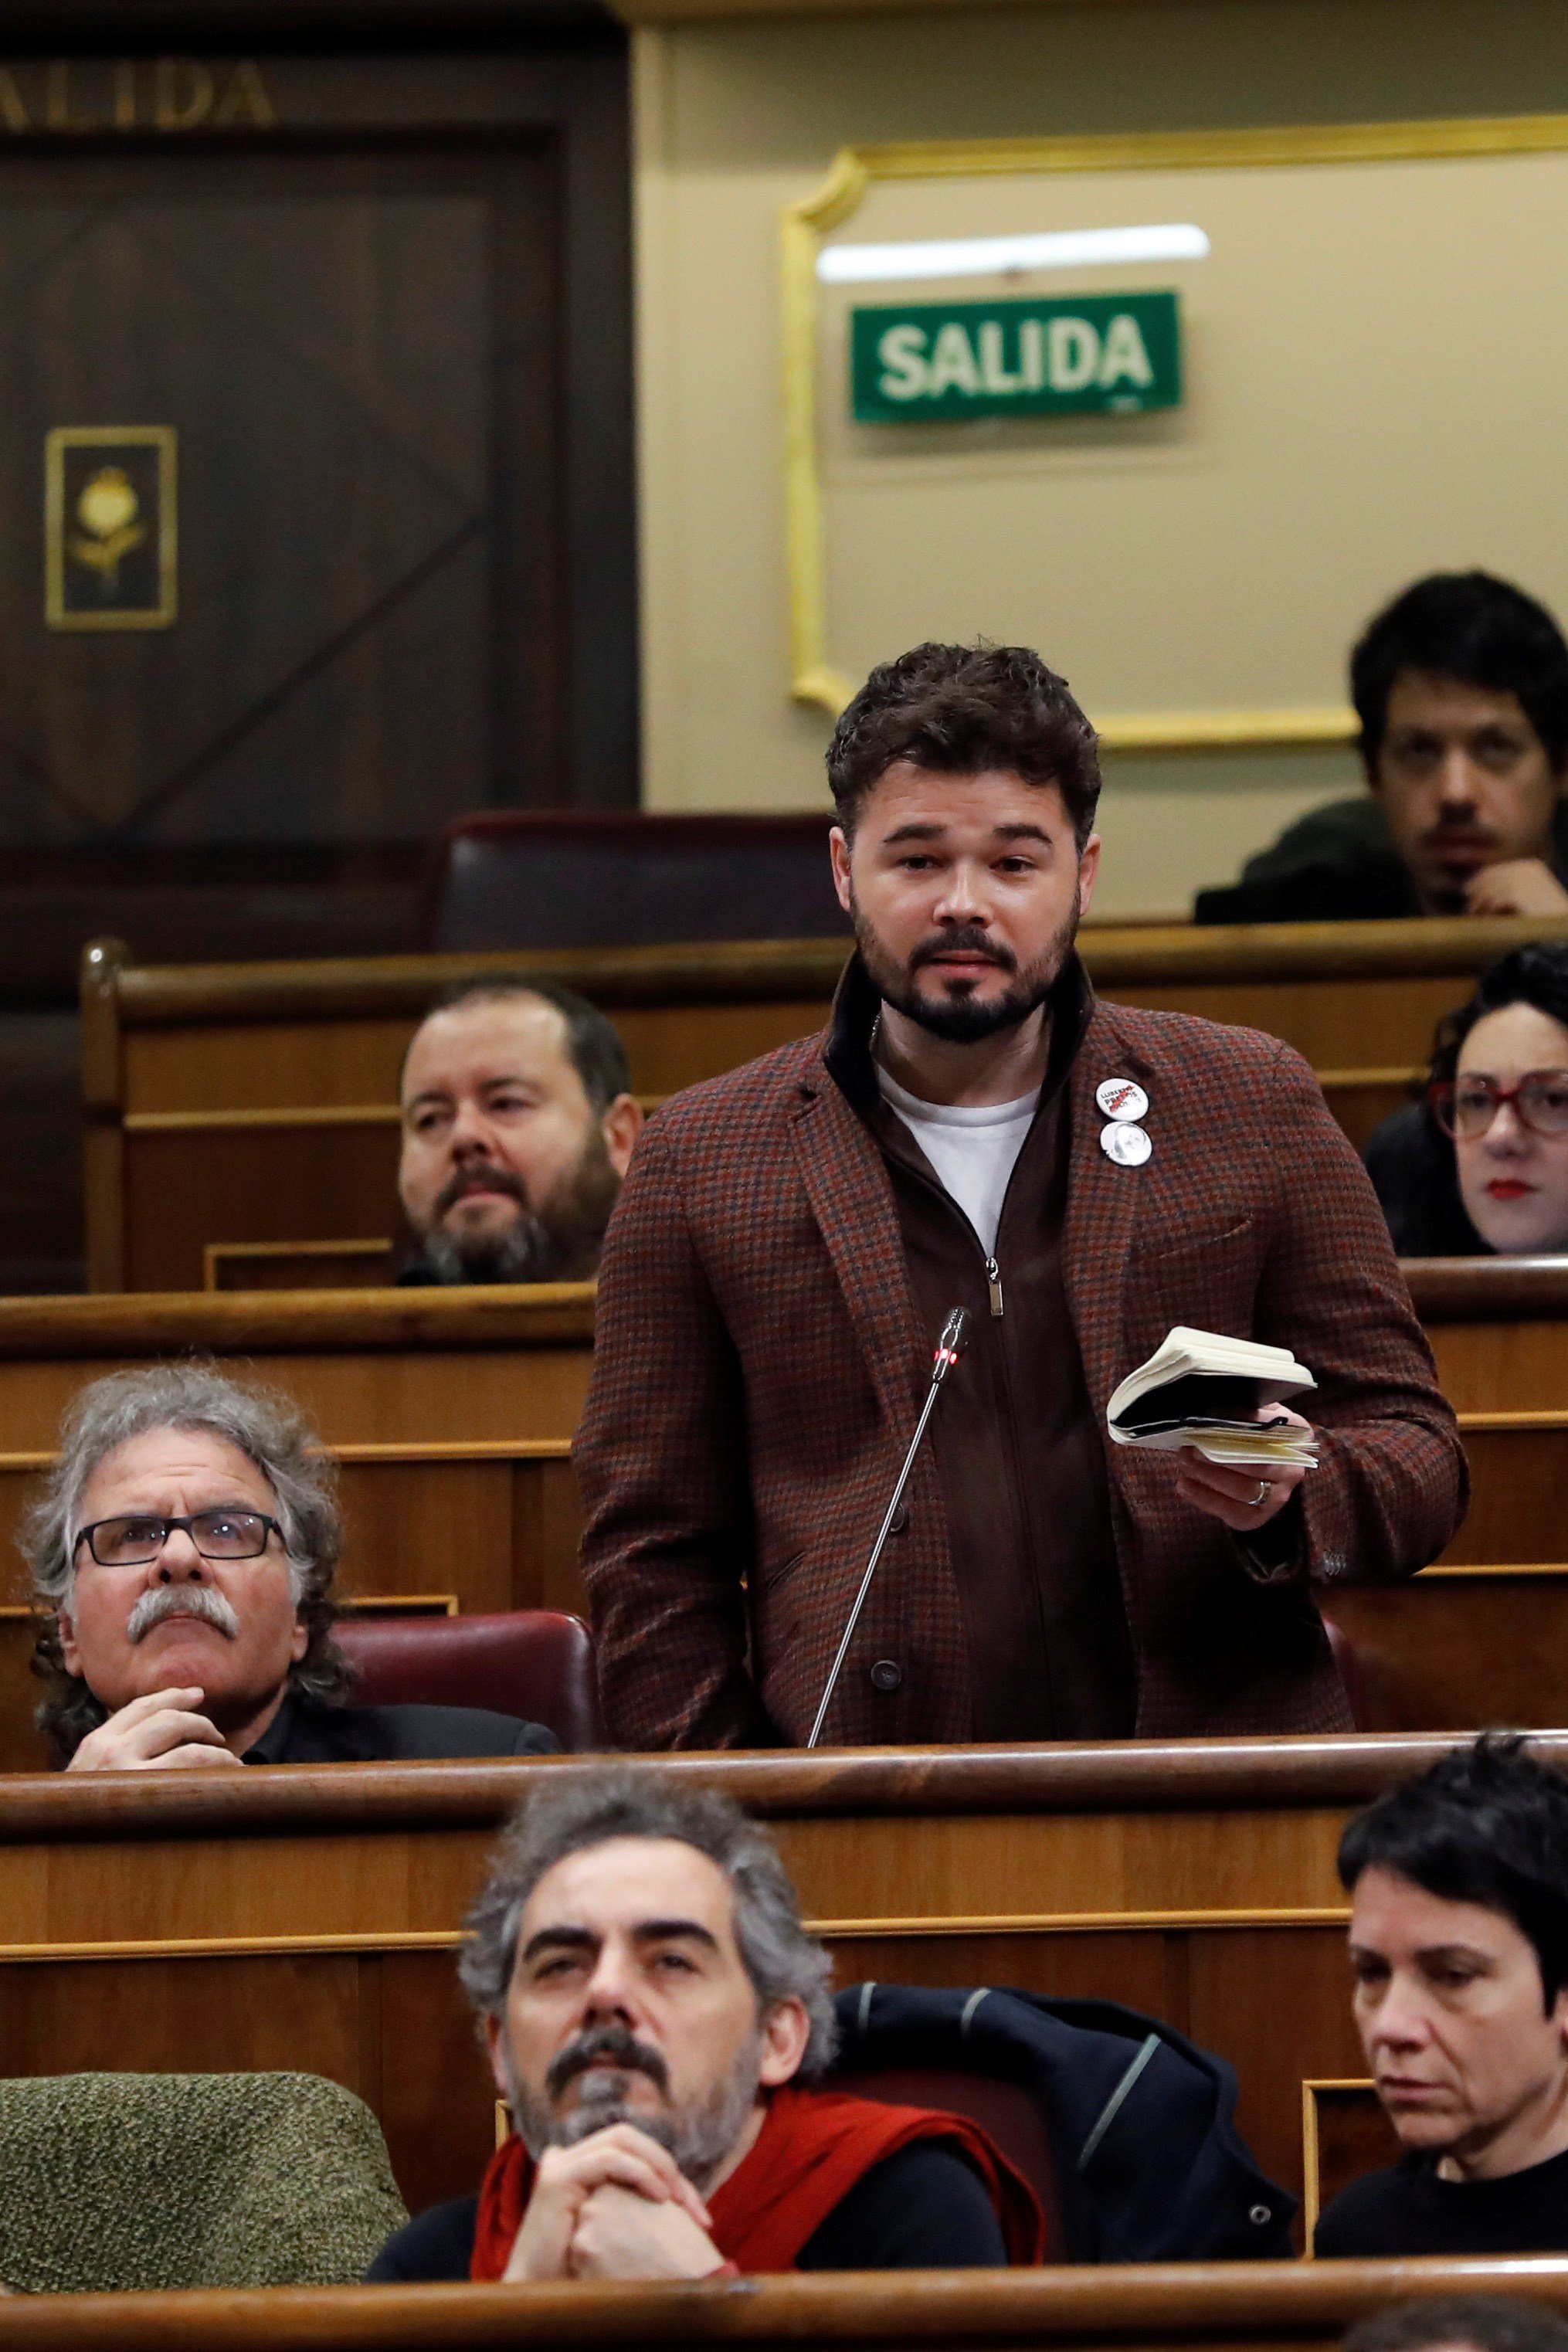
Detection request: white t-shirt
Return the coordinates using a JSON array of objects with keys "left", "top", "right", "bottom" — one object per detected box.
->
[{"left": 877, "top": 1066, "right": 1040, "bottom": 1256}]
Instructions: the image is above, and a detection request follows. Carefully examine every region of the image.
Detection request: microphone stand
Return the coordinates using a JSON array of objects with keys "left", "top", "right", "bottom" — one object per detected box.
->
[{"left": 806, "top": 1307, "right": 969, "bottom": 1750}]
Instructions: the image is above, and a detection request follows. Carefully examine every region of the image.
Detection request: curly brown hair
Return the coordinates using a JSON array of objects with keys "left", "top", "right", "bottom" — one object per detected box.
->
[{"left": 826, "top": 640, "right": 1101, "bottom": 847}]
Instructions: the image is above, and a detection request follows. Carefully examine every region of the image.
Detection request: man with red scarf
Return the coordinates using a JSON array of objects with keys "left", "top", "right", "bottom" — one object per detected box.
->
[{"left": 368, "top": 1768, "right": 1042, "bottom": 2280}]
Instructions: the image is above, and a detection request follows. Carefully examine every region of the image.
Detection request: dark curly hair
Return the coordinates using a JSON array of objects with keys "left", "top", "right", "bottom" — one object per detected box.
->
[
  {"left": 1339, "top": 1733, "right": 1568, "bottom": 2008},
  {"left": 826, "top": 641, "right": 1100, "bottom": 847},
  {"left": 20, "top": 1363, "right": 352, "bottom": 1763},
  {"left": 1352, "top": 571, "right": 1568, "bottom": 776}
]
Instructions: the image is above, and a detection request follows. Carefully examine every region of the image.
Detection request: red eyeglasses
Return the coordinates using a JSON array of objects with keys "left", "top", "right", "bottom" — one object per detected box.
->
[{"left": 1429, "top": 1071, "right": 1568, "bottom": 1139}]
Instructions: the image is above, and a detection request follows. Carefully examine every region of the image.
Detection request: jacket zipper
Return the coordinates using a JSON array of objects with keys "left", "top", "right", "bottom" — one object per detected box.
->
[{"left": 985, "top": 1255, "right": 1004, "bottom": 1318}]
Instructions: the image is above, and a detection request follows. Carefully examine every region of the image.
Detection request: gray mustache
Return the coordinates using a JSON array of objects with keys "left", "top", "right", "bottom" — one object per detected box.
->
[
  {"left": 126, "top": 1584, "right": 241, "bottom": 1645},
  {"left": 547, "top": 2021, "right": 669, "bottom": 2103}
]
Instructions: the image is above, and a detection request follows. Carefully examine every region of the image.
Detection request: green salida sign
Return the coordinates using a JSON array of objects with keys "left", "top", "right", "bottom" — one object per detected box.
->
[{"left": 851, "top": 290, "right": 1181, "bottom": 423}]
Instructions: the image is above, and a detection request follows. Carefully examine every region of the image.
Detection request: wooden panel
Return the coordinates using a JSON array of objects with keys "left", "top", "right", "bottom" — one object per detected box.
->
[
  {"left": 1325, "top": 1570, "right": 1568, "bottom": 1731},
  {"left": 205, "top": 1240, "right": 396, "bottom": 1291},
  {"left": 0, "top": 1288, "right": 595, "bottom": 1450},
  {"left": 126, "top": 1125, "right": 404, "bottom": 1290},
  {"left": 1302, "top": 2082, "right": 1402, "bottom": 2252},
  {"left": 1443, "top": 1422, "right": 1568, "bottom": 1564}
]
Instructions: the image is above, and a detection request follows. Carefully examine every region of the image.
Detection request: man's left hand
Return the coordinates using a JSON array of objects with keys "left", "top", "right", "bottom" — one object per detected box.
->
[
  {"left": 1173, "top": 1407, "right": 1312, "bottom": 1533},
  {"left": 568, "top": 2181, "right": 728, "bottom": 2281},
  {"left": 1464, "top": 857, "right": 1568, "bottom": 917}
]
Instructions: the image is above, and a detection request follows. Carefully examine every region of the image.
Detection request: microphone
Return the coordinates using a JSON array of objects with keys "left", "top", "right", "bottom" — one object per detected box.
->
[{"left": 806, "top": 1307, "right": 970, "bottom": 1749}]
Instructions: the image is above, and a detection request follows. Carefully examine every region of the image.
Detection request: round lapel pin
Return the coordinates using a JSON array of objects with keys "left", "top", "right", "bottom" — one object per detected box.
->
[
  {"left": 1100, "top": 1119, "right": 1152, "bottom": 1167},
  {"left": 1096, "top": 1077, "right": 1149, "bottom": 1123}
]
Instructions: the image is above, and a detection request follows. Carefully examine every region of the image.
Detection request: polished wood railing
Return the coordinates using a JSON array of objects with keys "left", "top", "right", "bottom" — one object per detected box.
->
[{"left": 5, "top": 2261, "right": 1568, "bottom": 2352}]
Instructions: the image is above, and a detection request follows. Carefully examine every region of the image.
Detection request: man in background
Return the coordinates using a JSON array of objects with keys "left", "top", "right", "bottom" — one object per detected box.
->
[
  {"left": 1316, "top": 1736, "right": 1568, "bottom": 2255},
  {"left": 1196, "top": 572, "right": 1568, "bottom": 923},
  {"left": 399, "top": 978, "right": 643, "bottom": 1285}
]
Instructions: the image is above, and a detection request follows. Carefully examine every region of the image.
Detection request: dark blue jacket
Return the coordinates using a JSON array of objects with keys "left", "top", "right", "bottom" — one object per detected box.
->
[{"left": 832, "top": 1982, "right": 1295, "bottom": 2263}]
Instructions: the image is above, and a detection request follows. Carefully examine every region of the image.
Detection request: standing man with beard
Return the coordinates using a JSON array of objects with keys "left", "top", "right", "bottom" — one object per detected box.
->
[
  {"left": 398, "top": 979, "right": 643, "bottom": 1285},
  {"left": 575, "top": 643, "right": 1466, "bottom": 1750}
]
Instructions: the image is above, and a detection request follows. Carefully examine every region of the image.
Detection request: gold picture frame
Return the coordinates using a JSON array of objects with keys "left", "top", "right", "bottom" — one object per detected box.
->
[
  {"left": 46, "top": 423, "right": 178, "bottom": 631},
  {"left": 782, "top": 111, "right": 1568, "bottom": 743}
]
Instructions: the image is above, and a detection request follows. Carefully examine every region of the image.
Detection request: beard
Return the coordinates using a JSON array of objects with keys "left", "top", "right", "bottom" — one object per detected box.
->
[
  {"left": 422, "top": 1128, "right": 622, "bottom": 1284},
  {"left": 502, "top": 2019, "right": 763, "bottom": 2194},
  {"left": 850, "top": 889, "right": 1081, "bottom": 1044}
]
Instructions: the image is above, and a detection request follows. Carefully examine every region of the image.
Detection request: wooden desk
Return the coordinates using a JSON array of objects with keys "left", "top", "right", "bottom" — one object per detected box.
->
[
  {"left": 8, "top": 2262, "right": 1568, "bottom": 2352},
  {"left": 0, "top": 1289, "right": 594, "bottom": 1770},
  {"left": 0, "top": 1738, "right": 1538, "bottom": 2226},
  {"left": 84, "top": 915, "right": 1568, "bottom": 1288},
  {"left": 3, "top": 1263, "right": 1568, "bottom": 1755}
]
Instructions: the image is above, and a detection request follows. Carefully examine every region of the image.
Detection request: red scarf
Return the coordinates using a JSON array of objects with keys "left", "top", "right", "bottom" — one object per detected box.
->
[{"left": 470, "top": 2083, "right": 1045, "bottom": 2279}]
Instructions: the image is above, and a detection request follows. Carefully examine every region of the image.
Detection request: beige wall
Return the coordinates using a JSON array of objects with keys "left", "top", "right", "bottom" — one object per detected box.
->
[{"left": 633, "top": 0, "right": 1568, "bottom": 916}]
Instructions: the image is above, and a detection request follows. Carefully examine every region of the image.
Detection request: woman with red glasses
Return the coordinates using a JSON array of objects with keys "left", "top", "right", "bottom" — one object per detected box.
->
[{"left": 1366, "top": 944, "right": 1568, "bottom": 1255}]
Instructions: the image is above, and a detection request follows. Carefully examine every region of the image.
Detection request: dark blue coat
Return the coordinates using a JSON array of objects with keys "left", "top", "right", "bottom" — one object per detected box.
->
[{"left": 832, "top": 1982, "right": 1295, "bottom": 2263}]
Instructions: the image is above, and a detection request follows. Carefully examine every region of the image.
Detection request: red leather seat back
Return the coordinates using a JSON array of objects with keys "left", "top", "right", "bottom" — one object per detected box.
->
[
  {"left": 334, "top": 1610, "right": 604, "bottom": 1752},
  {"left": 423, "top": 810, "right": 849, "bottom": 952},
  {"left": 830, "top": 2062, "right": 1063, "bottom": 2259}
]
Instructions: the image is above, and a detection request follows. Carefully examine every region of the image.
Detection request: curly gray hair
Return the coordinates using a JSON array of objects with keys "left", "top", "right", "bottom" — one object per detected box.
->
[
  {"left": 20, "top": 1363, "right": 352, "bottom": 1760},
  {"left": 459, "top": 1767, "right": 838, "bottom": 2077}
]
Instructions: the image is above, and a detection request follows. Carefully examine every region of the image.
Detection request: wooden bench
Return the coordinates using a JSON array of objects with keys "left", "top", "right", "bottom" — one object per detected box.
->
[
  {"left": 8, "top": 2262, "right": 1568, "bottom": 2352},
  {"left": 83, "top": 915, "right": 1568, "bottom": 1288},
  {"left": 0, "top": 1288, "right": 594, "bottom": 1770},
  {"left": 0, "top": 1737, "right": 1522, "bottom": 2233},
  {"left": 3, "top": 1262, "right": 1568, "bottom": 1756}
]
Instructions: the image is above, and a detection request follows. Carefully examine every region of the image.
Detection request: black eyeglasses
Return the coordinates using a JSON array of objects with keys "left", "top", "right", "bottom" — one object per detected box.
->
[
  {"left": 73, "top": 1510, "right": 281, "bottom": 1568},
  {"left": 1429, "top": 1071, "right": 1568, "bottom": 1140}
]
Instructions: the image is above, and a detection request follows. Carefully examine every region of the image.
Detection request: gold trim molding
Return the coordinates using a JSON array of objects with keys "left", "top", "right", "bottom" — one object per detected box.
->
[
  {"left": 0, "top": 1909, "right": 1352, "bottom": 1967},
  {"left": 782, "top": 111, "right": 1568, "bottom": 738}
]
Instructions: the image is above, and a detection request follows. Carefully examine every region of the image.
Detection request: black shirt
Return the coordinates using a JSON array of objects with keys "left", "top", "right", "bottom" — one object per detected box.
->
[
  {"left": 1315, "top": 2143, "right": 1568, "bottom": 2256},
  {"left": 243, "top": 1693, "right": 558, "bottom": 1763},
  {"left": 367, "top": 2140, "right": 1007, "bottom": 2279}
]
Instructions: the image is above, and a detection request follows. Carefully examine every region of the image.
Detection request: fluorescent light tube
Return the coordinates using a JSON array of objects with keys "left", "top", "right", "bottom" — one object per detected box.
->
[{"left": 817, "top": 223, "right": 1210, "bottom": 286}]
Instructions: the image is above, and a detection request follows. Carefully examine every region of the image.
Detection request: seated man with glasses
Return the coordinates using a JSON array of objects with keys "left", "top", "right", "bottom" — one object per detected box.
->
[
  {"left": 1365, "top": 944, "right": 1568, "bottom": 1257},
  {"left": 22, "top": 1365, "right": 560, "bottom": 1769}
]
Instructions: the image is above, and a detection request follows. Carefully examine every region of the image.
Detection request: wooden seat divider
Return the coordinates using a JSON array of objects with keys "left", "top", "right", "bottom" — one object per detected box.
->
[
  {"left": 83, "top": 915, "right": 1568, "bottom": 1288},
  {"left": 7, "top": 2263, "right": 1568, "bottom": 2352},
  {"left": 1318, "top": 1260, "right": 1568, "bottom": 1730},
  {"left": 0, "top": 1287, "right": 594, "bottom": 1772},
  {"left": 0, "top": 1736, "right": 1531, "bottom": 2236}
]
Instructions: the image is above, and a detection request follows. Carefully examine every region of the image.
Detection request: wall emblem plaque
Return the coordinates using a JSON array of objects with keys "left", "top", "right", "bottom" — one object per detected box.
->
[{"left": 46, "top": 425, "right": 177, "bottom": 630}]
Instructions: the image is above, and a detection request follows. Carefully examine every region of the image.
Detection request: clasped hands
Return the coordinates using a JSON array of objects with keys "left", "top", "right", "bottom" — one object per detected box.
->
[
  {"left": 502, "top": 2122, "right": 730, "bottom": 2282},
  {"left": 66, "top": 1687, "right": 243, "bottom": 1771}
]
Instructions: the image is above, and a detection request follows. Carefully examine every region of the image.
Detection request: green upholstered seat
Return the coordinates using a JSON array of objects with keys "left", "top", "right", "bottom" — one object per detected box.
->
[{"left": 0, "top": 2071, "right": 407, "bottom": 2293}]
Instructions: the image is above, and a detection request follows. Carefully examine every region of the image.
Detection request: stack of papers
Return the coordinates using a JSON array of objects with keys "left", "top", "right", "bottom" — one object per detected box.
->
[{"left": 1107, "top": 1326, "right": 1319, "bottom": 1470}]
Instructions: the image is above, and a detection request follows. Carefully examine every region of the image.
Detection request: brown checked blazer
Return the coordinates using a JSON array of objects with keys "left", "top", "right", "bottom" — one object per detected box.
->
[{"left": 575, "top": 979, "right": 1468, "bottom": 1749}]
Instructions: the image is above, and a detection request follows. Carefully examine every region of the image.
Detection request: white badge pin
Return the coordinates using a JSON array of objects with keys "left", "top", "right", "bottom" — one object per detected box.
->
[
  {"left": 1096, "top": 1077, "right": 1149, "bottom": 1123},
  {"left": 1100, "top": 1119, "right": 1152, "bottom": 1167}
]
